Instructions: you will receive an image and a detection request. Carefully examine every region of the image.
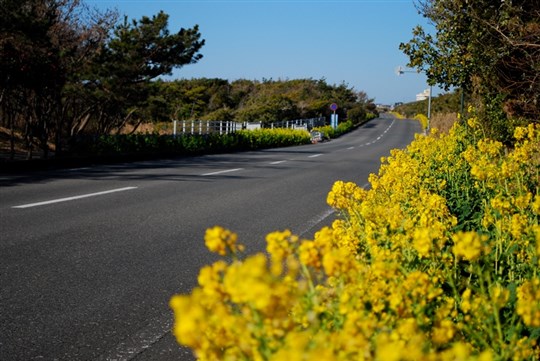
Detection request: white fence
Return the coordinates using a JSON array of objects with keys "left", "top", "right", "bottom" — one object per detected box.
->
[
  {"left": 173, "top": 120, "right": 241, "bottom": 136},
  {"left": 172, "top": 117, "right": 326, "bottom": 136}
]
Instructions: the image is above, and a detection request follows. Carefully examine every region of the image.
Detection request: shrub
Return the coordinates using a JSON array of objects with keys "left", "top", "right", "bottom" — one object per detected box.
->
[
  {"left": 236, "top": 128, "right": 310, "bottom": 149},
  {"left": 313, "top": 120, "right": 354, "bottom": 140},
  {"left": 346, "top": 106, "right": 367, "bottom": 125},
  {"left": 170, "top": 121, "right": 540, "bottom": 360}
]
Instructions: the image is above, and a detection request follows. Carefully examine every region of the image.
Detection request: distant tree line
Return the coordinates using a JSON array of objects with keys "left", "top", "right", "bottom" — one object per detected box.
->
[
  {"left": 1, "top": 0, "right": 377, "bottom": 160},
  {"left": 150, "top": 77, "right": 377, "bottom": 126}
]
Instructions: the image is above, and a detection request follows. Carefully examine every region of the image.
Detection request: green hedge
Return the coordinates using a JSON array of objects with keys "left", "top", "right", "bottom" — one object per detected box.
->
[{"left": 68, "top": 128, "right": 312, "bottom": 157}]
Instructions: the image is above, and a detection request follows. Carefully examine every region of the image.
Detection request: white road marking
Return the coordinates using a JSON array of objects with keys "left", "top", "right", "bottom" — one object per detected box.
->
[
  {"left": 96, "top": 316, "right": 174, "bottom": 361},
  {"left": 356, "top": 119, "right": 396, "bottom": 148},
  {"left": 66, "top": 167, "right": 91, "bottom": 172},
  {"left": 308, "top": 154, "right": 323, "bottom": 158},
  {"left": 12, "top": 187, "right": 138, "bottom": 209},
  {"left": 201, "top": 168, "right": 243, "bottom": 176},
  {"left": 270, "top": 160, "right": 287, "bottom": 165},
  {"left": 298, "top": 208, "right": 336, "bottom": 237},
  {"left": 347, "top": 146, "right": 355, "bottom": 150}
]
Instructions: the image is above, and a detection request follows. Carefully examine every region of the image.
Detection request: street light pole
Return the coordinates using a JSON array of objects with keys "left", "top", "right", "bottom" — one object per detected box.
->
[
  {"left": 396, "top": 66, "right": 432, "bottom": 132},
  {"left": 427, "top": 85, "right": 432, "bottom": 131}
]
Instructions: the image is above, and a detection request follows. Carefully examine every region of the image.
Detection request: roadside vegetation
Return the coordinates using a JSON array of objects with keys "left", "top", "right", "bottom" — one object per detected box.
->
[
  {"left": 399, "top": 0, "right": 538, "bottom": 144},
  {"left": 67, "top": 128, "right": 313, "bottom": 158},
  {"left": 169, "top": 0, "right": 540, "bottom": 360}
]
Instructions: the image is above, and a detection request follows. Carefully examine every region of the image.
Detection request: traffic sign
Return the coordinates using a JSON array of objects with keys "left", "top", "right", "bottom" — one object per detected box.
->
[{"left": 330, "top": 103, "right": 338, "bottom": 111}]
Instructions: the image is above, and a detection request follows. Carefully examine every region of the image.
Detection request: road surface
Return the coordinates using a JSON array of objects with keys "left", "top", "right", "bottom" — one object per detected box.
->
[{"left": 0, "top": 114, "right": 421, "bottom": 360}]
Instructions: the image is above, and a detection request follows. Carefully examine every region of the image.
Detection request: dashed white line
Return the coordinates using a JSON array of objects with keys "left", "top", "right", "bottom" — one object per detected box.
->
[
  {"left": 201, "top": 168, "right": 243, "bottom": 176},
  {"left": 347, "top": 146, "right": 355, "bottom": 150},
  {"left": 308, "top": 154, "right": 323, "bottom": 158},
  {"left": 12, "top": 187, "right": 138, "bottom": 209},
  {"left": 270, "top": 160, "right": 287, "bottom": 165}
]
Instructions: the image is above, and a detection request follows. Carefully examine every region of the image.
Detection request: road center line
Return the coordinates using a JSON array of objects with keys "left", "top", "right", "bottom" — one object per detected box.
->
[
  {"left": 201, "top": 168, "right": 243, "bottom": 176},
  {"left": 308, "top": 154, "right": 323, "bottom": 158},
  {"left": 12, "top": 187, "right": 138, "bottom": 209},
  {"left": 269, "top": 160, "right": 287, "bottom": 165}
]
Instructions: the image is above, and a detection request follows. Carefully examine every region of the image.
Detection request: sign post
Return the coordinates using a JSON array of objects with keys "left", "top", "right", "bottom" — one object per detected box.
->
[{"left": 330, "top": 103, "right": 338, "bottom": 129}]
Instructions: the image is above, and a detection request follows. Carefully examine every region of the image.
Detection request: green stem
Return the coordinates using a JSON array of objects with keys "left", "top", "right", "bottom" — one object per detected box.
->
[{"left": 301, "top": 263, "right": 316, "bottom": 295}]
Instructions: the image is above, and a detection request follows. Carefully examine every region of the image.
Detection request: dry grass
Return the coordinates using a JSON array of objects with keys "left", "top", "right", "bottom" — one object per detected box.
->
[
  {"left": 0, "top": 126, "right": 28, "bottom": 160},
  {"left": 430, "top": 112, "right": 457, "bottom": 134},
  {"left": 0, "top": 126, "right": 58, "bottom": 160},
  {"left": 120, "top": 122, "right": 172, "bottom": 135}
]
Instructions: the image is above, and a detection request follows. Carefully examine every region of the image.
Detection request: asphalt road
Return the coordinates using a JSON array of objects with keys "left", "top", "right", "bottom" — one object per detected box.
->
[{"left": 0, "top": 114, "right": 421, "bottom": 360}]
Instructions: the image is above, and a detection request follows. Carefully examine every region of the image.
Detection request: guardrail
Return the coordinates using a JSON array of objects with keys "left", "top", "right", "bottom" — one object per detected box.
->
[{"left": 173, "top": 117, "right": 326, "bottom": 136}]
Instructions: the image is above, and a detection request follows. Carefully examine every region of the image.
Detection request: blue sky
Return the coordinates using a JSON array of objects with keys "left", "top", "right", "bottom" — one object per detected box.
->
[{"left": 86, "top": 0, "right": 440, "bottom": 105}]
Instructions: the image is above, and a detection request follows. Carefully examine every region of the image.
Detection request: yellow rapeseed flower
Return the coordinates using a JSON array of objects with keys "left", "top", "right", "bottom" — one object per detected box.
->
[
  {"left": 170, "top": 290, "right": 207, "bottom": 348},
  {"left": 375, "top": 333, "right": 403, "bottom": 361},
  {"left": 432, "top": 319, "right": 455, "bottom": 345},
  {"left": 514, "top": 126, "right": 529, "bottom": 141},
  {"left": 413, "top": 227, "right": 433, "bottom": 258},
  {"left": 298, "top": 240, "right": 322, "bottom": 269},
  {"left": 266, "top": 229, "right": 298, "bottom": 275},
  {"left": 197, "top": 260, "right": 227, "bottom": 298},
  {"left": 223, "top": 254, "right": 273, "bottom": 310},
  {"left": 535, "top": 225, "right": 540, "bottom": 264},
  {"left": 452, "top": 231, "right": 488, "bottom": 261},
  {"left": 532, "top": 195, "right": 540, "bottom": 215},
  {"left": 516, "top": 278, "right": 540, "bottom": 327},
  {"left": 461, "top": 288, "right": 472, "bottom": 314},
  {"left": 170, "top": 122, "right": 540, "bottom": 360},
  {"left": 490, "top": 284, "right": 510, "bottom": 310},
  {"left": 510, "top": 214, "right": 528, "bottom": 239},
  {"left": 204, "top": 226, "right": 243, "bottom": 256}
]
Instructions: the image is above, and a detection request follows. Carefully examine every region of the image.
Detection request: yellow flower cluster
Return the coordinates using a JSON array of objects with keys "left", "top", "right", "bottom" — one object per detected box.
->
[
  {"left": 414, "top": 113, "right": 429, "bottom": 130},
  {"left": 170, "top": 122, "right": 540, "bottom": 360},
  {"left": 452, "top": 231, "right": 489, "bottom": 261},
  {"left": 517, "top": 278, "right": 540, "bottom": 327},
  {"left": 204, "top": 225, "right": 244, "bottom": 256}
]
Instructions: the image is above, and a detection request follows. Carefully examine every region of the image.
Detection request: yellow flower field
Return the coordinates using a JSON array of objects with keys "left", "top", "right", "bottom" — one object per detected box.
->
[{"left": 170, "top": 118, "right": 539, "bottom": 360}]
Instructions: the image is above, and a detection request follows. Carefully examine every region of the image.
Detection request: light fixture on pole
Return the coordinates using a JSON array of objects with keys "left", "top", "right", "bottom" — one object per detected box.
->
[{"left": 396, "top": 66, "right": 432, "bottom": 132}]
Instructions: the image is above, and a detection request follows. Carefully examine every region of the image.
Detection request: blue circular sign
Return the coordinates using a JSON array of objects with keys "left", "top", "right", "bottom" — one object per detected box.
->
[{"left": 330, "top": 103, "right": 338, "bottom": 111}]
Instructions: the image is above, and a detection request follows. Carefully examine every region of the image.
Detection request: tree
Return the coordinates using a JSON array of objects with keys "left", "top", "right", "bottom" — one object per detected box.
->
[
  {"left": 1, "top": 2, "right": 205, "bottom": 158},
  {"left": 80, "top": 11, "right": 205, "bottom": 134},
  {"left": 0, "top": 0, "right": 116, "bottom": 158},
  {"left": 1, "top": 0, "right": 65, "bottom": 159},
  {"left": 151, "top": 78, "right": 375, "bottom": 126},
  {"left": 400, "top": 0, "right": 540, "bottom": 140}
]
